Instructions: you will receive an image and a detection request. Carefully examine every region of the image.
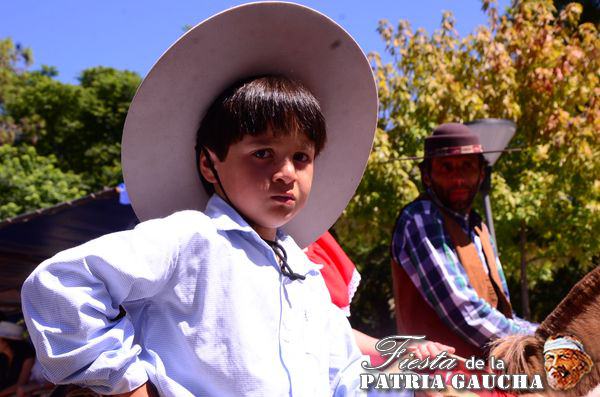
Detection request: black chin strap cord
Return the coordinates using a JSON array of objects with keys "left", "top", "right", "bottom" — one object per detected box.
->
[
  {"left": 263, "top": 239, "right": 306, "bottom": 281},
  {"left": 199, "top": 146, "right": 235, "bottom": 206}
]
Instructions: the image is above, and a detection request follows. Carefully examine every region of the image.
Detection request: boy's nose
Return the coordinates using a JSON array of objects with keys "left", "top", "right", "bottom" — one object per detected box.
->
[{"left": 273, "top": 159, "right": 297, "bottom": 184}]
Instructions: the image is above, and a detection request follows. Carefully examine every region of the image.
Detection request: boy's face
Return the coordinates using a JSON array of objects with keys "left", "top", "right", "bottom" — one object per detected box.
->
[{"left": 203, "top": 129, "right": 315, "bottom": 240}]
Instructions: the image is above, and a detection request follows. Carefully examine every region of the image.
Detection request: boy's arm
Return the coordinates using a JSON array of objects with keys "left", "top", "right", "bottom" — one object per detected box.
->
[{"left": 21, "top": 214, "right": 185, "bottom": 395}]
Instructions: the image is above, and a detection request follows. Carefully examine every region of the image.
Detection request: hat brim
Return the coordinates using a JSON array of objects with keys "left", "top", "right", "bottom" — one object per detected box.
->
[
  {"left": 122, "top": 2, "right": 377, "bottom": 248},
  {"left": 399, "top": 148, "right": 522, "bottom": 162}
]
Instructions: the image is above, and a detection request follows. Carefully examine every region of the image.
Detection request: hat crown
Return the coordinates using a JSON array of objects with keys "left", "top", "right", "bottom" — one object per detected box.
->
[
  {"left": 432, "top": 123, "right": 477, "bottom": 139},
  {"left": 424, "top": 123, "right": 482, "bottom": 157}
]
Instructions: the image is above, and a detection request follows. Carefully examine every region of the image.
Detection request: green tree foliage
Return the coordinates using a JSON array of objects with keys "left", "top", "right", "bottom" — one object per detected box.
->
[
  {"left": 0, "top": 38, "right": 141, "bottom": 217},
  {"left": 0, "top": 145, "right": 85, "bottom": 219},
  {"left": 0, "top": 38, "right": 32, "bottom": 145},
  {"left": 554, "top": 0, "right": 600, "bottom": 24},
  {"left": 338, "top": 0, "right": 599, "bottom": 334},
  {"left": 4, "top": 66, "right": 141, "bottom": 189}
]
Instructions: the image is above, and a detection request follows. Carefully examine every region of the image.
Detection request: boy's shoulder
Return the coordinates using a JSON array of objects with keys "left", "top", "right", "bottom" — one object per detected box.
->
[
  {"left": 156, "top": 209, "right": 210, "bottom": 225},
  {"left": 47, "top": 209, "right": 216, "bottom": 264},
  {"left": 142, "top": 209, "right": 244, "bottom": 250},
  {"left": 137, "top": 209, "right": 213, "bottom": 235}
]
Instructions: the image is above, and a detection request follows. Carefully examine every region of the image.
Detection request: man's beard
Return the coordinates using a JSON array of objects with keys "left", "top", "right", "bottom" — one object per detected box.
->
[{"left": 430, "top": 184, "right": 479, "bottom": 214}]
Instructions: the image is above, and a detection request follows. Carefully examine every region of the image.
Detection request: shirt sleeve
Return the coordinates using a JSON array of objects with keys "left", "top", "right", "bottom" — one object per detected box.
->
[
  {"left": 327, "top": 303, "right": 365, "bottom": 395},
  {"left": 392, "top": 216, "right": 536, "bottom": 348},
  {"left": 21, "top": 215, "right": 182, "bottom": 394}
]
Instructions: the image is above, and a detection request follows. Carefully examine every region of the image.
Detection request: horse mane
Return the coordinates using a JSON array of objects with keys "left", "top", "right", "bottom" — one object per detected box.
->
[
  {"left": 537, "top": 266, "right": 600, "bottom": 339},
  {"left": 488, "top": 334, "right": 544, "bottom": 377},
  {"left": 489, "top": 266, "right": 600, "bottom": 396}
]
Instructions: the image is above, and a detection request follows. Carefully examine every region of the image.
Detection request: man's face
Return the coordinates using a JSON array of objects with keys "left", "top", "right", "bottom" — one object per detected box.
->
[
  {"left": 202, "top": 129, "right": 315, "bottom": 240},
  {"left": 544, "top": 348, "right": 592, "bottom": 390},
  {"left": 424, "top": 154, "right": 484, "bottom": 214}
]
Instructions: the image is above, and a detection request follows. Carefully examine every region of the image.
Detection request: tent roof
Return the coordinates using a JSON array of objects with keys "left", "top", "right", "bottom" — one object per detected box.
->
[{"left": 0, "top": 187, "right": 138, "bottom": 314}]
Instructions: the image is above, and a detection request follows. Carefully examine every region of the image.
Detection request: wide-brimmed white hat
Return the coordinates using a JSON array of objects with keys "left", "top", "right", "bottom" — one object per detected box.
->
[
  {"left": 0, "top": 321, "right": 24, "bottom": 340},
  {"left": 122, "top": 2, "right": 377, "bottom": 247}
]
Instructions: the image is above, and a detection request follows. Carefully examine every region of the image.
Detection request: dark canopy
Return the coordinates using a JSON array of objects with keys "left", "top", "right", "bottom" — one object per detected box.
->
[{"left": 0, "top": 187, "right": 138, "bottom": 314}]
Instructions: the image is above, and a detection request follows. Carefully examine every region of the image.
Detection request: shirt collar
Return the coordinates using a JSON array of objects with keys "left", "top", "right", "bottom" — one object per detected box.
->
[
  {"left": 204, "top": 194, "right": 321, "bottom": 276},
  {"left": 280, "top": 237, "right": 323, "bottom": 276},
  {"left": 269, "top": 230, "right": 323, "bottom": 276},
  {"left": 204, "top": 194, "right": 255, "bottom": 234}
]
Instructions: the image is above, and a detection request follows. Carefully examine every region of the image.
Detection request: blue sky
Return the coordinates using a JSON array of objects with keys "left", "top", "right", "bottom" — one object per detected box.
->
[{"left": 2, "top": 0, "right": 509, "bottom": 84}]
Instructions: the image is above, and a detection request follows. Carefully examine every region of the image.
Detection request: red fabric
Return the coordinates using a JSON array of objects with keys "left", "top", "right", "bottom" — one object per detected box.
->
[{"left": 306, "top": 232, "right": 357, "bottom": 310}]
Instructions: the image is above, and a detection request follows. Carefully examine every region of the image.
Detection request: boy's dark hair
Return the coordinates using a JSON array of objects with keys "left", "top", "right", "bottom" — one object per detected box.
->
[{"left": 195, "top": 75, "right": 327, "bottom": 193}]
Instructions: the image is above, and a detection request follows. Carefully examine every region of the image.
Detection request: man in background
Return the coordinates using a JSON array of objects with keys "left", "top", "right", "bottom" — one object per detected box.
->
[{"left": 391, "top": 123, "right": 536, "bottom": 358}]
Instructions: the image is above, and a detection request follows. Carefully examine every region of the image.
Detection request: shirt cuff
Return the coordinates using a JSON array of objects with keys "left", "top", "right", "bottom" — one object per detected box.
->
[{"left": 85, "top": 355, "right": 148, "bottom": 395}]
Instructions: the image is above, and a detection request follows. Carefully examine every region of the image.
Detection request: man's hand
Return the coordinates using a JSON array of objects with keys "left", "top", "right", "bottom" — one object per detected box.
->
[{"left": 407, "top": 340, "right": 455, "bottom": 360}]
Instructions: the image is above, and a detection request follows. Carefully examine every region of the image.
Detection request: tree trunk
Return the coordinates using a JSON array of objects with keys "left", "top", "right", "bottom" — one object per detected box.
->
[{"left": 520, "top": 221, "right": 531, "bottom": 320}]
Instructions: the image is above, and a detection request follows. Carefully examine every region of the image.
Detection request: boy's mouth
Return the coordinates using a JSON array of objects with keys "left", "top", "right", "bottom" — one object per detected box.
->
[{"left": 271, "top": 194, "right": 296, "bottom": 204}]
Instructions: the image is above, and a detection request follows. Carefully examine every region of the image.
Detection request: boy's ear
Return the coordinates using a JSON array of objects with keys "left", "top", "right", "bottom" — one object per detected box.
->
[{"left": 199, "top": 150, "right": 218, "bottom": 184}]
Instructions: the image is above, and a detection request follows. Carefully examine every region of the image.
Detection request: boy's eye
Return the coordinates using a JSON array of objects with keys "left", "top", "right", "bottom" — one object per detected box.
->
[
  {"left": 293, "top": 152, "right": 312, "bottom": 163},
  {"left": 253, "top": 149, "right": 272, "bottom": 159}
]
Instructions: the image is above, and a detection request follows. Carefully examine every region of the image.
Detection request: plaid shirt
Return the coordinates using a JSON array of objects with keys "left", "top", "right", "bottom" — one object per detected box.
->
[{"left": 391, "top": 198, "right": 536, "bottom": 348}]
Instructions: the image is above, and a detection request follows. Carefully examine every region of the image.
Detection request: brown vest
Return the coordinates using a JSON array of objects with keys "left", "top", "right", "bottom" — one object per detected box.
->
[
  {"left": 442, "top": 212, "right": 513, "bottom": 318},
  {"left": 392, "top": 207, "right": 512, "bottom": 358}
]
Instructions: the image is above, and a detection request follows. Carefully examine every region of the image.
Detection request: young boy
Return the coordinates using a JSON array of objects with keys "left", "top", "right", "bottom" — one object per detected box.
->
[{"left": 20, "top": 3, "right": 393, "bottom": 396}]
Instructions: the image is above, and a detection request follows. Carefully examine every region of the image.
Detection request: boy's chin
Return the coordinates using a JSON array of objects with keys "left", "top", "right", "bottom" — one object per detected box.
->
[
  {"left": 265, "top": 214, "right": 298, "bottom": 229},
  {"left": 245, "top": 214, "right": 290, "bottom": 233},
  {"left": 264, "top": 211, "right": 303, "bottom": 229}
]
